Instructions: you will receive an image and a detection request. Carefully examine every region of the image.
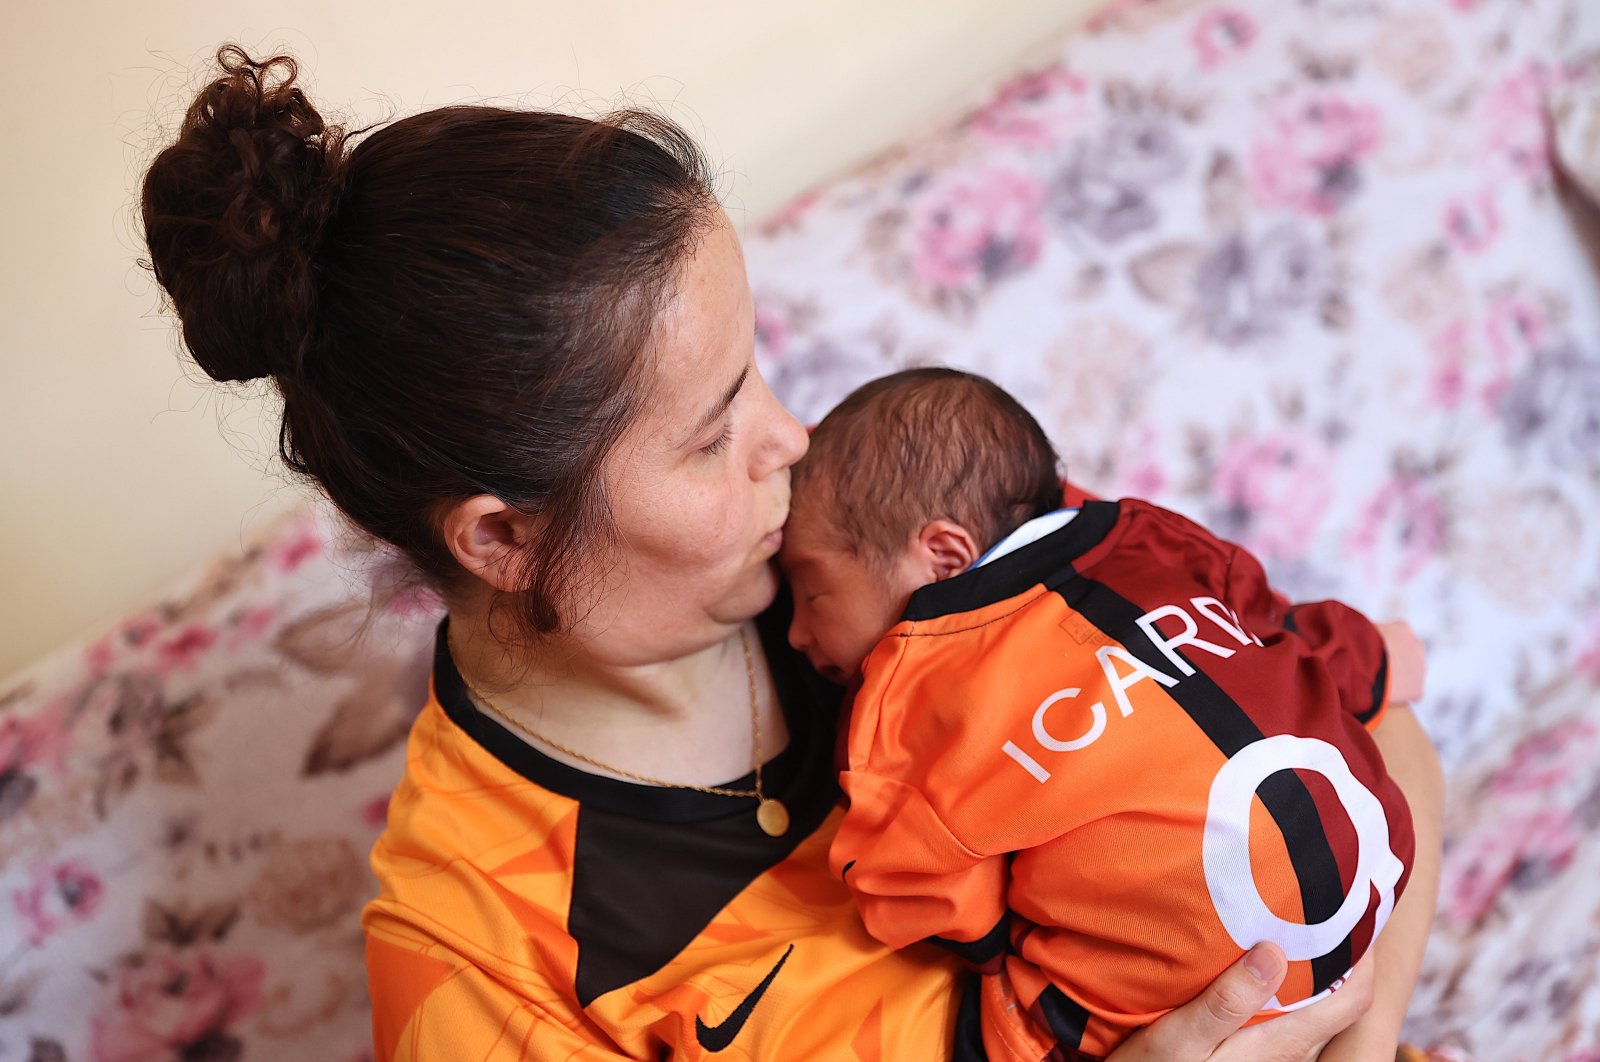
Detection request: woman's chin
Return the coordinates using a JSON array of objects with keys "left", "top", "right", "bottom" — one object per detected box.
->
[
  {"left": 748, "top": 560, "right": 782, "bottom": 612},
  {"left": 713, "top": 560, "right": 781, "bottom": 628}
]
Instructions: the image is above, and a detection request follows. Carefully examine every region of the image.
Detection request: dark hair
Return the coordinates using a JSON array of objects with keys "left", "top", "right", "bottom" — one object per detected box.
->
[
  {"left": 140, "top": 44, "right": 720, "bottom": 638},
  {"left": 791, "top": 368, "right": 1064, "bottom": 568}
]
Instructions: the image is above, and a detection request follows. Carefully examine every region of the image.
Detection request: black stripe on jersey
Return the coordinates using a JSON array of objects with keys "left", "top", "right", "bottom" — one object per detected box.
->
[
  {"left": 902, "top": 501, "right": 1121, "bottom": 622},
  {"left": 1053, "top": 572, "right": 1354, "bottom": 992},
  {"left": 952, "top": 974, "right": 989, "bottom": 1062},
  {"left": 1030, "top": 984, "right": 1090, "bottom": 1050},
  {"left": 434, "top": 592, "right": 845, "bottom": 1007},
  {"left": 926, "top": 915, "right": 1010, "bottom": 972},
  {"left": 1357, "top": 649, "right": 1389, "bottom": 723}
]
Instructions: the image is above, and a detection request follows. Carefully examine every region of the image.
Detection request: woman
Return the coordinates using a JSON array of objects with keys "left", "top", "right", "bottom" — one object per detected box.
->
[{"left": 140, "top": 45, "right": 1439, "bottom": 1061}]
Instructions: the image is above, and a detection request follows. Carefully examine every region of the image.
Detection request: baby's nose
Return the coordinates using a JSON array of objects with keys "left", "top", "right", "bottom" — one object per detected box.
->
[{"left": 787, "top": 613, "right": 811, "bottom": 654}]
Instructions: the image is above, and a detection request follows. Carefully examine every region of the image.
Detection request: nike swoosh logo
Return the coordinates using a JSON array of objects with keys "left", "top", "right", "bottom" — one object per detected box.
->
[{"left": 694, "top": 944, "right": 794, "bottom": 1052}]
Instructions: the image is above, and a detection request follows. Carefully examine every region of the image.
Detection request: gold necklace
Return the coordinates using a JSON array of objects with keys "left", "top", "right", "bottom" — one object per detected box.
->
[{"left": 447, "top": 624, "right": 790, "bottom": 837}]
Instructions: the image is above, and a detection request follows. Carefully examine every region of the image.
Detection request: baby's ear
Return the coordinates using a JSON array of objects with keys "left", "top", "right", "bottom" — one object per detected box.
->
[{"left": 917, "top": 520, "right": 980, "bottom": 581}]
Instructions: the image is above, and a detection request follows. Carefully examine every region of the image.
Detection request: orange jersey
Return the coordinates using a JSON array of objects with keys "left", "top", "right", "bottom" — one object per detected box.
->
[
  {"left": 831, "top": 499, "right": 1415, "bottom": 1060},
  {"left": 362, "top": 603, "right": 979, "bottom": 1061}
]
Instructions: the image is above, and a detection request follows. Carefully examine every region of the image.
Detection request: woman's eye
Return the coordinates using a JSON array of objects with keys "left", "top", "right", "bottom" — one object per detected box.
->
[{"left": 700, "top": 424, "right": 734, "bottom": 456}]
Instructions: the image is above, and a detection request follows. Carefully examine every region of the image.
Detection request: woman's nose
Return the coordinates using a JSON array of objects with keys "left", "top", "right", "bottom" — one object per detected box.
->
[{"left": 752, "top": 387, "right": 809, "bottom": 481}]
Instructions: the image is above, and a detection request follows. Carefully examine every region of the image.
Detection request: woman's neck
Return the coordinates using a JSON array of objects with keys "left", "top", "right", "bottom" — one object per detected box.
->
[{"left": 444, "top": 608, "right": 790, "bottom": 788}]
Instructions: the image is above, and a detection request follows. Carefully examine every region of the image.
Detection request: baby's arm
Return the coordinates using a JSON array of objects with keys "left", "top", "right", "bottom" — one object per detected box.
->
[
  {"left": 1376, "top": 621, "right": 1427, "bottom": 706},
  {"left": 1224, "top": 544, "right": 1390, "bottom": 725},
  {"left": 1320, "top": 704, "right": 1444, "bottom": 1061},
  {"left": 830, "top": 769, "right": 1010, "bottom": 968}
]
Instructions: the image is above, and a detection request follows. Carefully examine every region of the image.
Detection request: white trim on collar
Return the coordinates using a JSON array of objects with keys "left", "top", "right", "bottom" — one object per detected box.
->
[{"left": 970, "top": 508, "right": 1080, "bottom": 570}]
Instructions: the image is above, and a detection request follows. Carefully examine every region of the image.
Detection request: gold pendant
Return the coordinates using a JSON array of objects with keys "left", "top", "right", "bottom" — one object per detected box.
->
[{"left": 756, "top": 798, "right": 790, "bottom": 837}]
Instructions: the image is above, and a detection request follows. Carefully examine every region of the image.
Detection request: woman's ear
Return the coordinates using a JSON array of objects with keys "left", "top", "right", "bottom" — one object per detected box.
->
[
  {"left": 441, "top": 495, "right": 543, "bottom": 593},
  {"left": 915, "top": 519, "right": 980, "bottom": 582}
]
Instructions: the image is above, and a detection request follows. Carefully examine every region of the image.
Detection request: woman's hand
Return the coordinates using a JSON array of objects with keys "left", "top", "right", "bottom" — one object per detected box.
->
[{"left": 1107, "top": 943, "right": 1374, "bottom": 1062}]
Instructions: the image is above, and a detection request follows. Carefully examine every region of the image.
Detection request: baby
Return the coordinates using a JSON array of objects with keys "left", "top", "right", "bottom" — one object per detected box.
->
[{"left": 780, "top": 368, "right": 1423, "bottom": 1061}]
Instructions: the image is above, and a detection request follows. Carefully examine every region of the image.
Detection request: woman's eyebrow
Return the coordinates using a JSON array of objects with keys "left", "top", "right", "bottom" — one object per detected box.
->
[{"left": 689, "top": 364, "right": 750, "bottom": 438}]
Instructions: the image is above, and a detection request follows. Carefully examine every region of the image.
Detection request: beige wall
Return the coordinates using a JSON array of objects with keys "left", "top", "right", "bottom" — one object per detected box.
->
[{"left": 0, "top": 1, "right": 1100, "bottom": 681}]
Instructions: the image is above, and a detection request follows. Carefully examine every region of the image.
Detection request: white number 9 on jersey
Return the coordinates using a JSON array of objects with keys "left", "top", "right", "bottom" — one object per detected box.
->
[{"left": 1201, "top": 734, "right": 1405, "bottom": 1006}]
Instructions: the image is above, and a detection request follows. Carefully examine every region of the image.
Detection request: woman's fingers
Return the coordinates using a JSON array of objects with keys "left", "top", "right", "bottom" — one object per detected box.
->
[
  {"left": 1201, "top": 950, "right": 1377, "bottom": 1062},
  {"left": 1109, "top": 943, "right": 1287, "bottom": 1061}
]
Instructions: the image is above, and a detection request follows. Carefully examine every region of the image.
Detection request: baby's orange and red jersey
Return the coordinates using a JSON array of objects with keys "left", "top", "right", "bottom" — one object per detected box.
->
[
  {"left": 363, "top": 604, "right": 977, "bottom": 1061},
  {"left": 831, "top": 499, "right": 1415, "bottom": 1060}
]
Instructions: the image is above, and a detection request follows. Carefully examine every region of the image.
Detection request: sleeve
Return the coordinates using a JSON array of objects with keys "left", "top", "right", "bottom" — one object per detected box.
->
[
  {"left": 830, "top": 768, "right": 1010, "bottom": 972},
  {"left": 366, "top": 915, "right": 625, "bottom": 1062},
  {"left": 1224, "top": 542, "right": 1391, "bottom": 730}
]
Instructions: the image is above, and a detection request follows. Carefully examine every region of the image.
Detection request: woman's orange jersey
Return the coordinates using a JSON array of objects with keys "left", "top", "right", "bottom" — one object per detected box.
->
[{"left": 363, "top": 603, "right": 974, "bottom": 1061}]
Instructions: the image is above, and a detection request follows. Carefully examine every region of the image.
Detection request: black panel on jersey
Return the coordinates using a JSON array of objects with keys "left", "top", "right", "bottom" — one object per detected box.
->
[
  {"left": 952, "top": 974, "right": 989, "bottom": 1062},
  {"left": 1031, "top": 983, "right": 1090, "bottom": 1050},
  {"left": 1359, "top": 652, "right": 1389, "bottom": 724},
  {"left": 902, "top": 501, "right": 1121, "bottom": 622},
  {"left": 431, "top": 592, "right": 845, "bottom": 1008},
  {"left": 1050, "top": 572, "right": 1354, "bottom": 992},
  {"left": 927, "top": 915, "right": 1010, "bottom": 972}
]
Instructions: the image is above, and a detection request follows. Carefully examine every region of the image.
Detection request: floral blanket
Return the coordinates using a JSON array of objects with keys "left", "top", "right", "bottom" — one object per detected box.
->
[{"left": 3, "top": 0, "right": 1598, "bottom": 1058}]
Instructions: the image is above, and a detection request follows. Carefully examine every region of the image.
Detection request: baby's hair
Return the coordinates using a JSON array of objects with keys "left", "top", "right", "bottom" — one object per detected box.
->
[{"left": 792, "top": 368, "right": 1064, "bottom": 570}]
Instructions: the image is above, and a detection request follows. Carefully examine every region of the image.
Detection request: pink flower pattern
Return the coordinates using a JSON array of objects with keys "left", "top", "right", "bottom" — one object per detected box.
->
[
  {"left": 89, "top": 948, "right": 265, "bottom": 1062},
  {"left": 87, "top": 615, "right": 166, "bottom": 678},
  {"left": 1191, "top": 8, "right": 1258, "bottom": 68},
  {"left": 1442, "top": 190, "right": 1502, "bottom": 255},
  {"left": 1480, "top": 63, "right": 1556, "bottom": 180},
  {"left": 754, "top": 186, "right": 824, "bottom": 238},
  {"left": 966, "top": 65, "right": 1092, "bottom": 149},
  {"left": 1248, "top": 90, "right": 1383, "bottom": 215},
  {"left": 360, "top": 793, "right": 392, "bottom": 829},
  {"left": 223, "top": 605, "right": 277, "bottom": 650},
  {"left": 1575, "top": 613, "right": 1600, "bottom": 682},
  {"left": 906, "top": 166, "right": 1046, "bottom": 301},
  {"left": 12, "top": 859, "right": 105, "bottom": 946},
  {"left": 154, "top": 625, "right": 218, "bottom": 674},
  {"left": 754, "top": 302, "right": 792, "bottom": 362},
  {"left": 1482, "top": 291, "right": 1550, "bottom": 370},
  {"left": 270, "top": 523, "right": 324, "bottom": 573},
  {"left": 1443, "top": 807, "right": 1581, "bottom": 926},
  {"left": 1209, "top": 431, "right": 1334, "bottom": 564},
  {"left": 1487, "top": 719, "right": 1600, "bottom": 799},
  {"left": 1425, "top": 320, "right": 1473, "bottom": 410},
  {"left": 1345, "top": 476, "right": 1447, "bottom": 585}
]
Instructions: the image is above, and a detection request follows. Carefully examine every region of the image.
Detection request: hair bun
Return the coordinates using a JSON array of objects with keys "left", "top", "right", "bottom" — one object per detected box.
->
[{"left": 141, "top": 44, "right": 348, "bottom": 383}]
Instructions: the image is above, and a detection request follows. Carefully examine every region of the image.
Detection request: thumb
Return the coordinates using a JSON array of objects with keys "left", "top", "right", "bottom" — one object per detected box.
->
[{"left": 1114, "top": 943, "right": 1287, "bottom": 1060}]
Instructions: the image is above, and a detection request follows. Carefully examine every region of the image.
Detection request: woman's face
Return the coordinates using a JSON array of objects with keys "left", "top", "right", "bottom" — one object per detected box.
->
[{"left": 573, "top": 210, "right": 809, "bottom": 665}]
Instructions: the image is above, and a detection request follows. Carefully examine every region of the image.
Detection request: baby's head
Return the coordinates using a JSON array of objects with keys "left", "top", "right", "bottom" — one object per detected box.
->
[{"left": 781, "top": 368, "right": 1062, "bottom": 683}]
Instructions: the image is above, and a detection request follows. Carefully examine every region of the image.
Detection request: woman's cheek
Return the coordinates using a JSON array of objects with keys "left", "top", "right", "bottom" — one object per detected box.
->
[{"left": 679, "top": 483, "right": 753, "bottom": 566}]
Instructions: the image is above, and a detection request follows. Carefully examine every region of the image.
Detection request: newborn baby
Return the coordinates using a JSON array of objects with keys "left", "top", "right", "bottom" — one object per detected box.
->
[{"left": 780, "top": 367, "right": 1423, "bottom": 1060}]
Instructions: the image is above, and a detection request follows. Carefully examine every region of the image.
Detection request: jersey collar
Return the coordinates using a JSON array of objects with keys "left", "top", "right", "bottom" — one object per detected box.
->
[
  {"left": 903, "top": 499, "right": 1122, "bottom": 622},
  {"left": 430, "top": 596, "right": 839, "bottom": 825}
]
